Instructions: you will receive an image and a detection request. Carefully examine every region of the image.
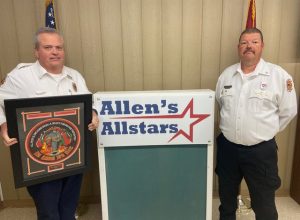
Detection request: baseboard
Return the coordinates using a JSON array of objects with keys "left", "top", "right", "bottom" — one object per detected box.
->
[
  {"left": 2, "top": 199, "right": 34, "bottom": 208},
  {"left": 213, "top": 188, "right": 290, "bottom": 198},
  {"left": 2, "top": 191, "right": 290, "bottom": 208},
  {"left": 2, "top": 195, "right": 101, "bottom": 208},
  {"left": 79, "top": 195, "right": 101, "bottom": 204}
]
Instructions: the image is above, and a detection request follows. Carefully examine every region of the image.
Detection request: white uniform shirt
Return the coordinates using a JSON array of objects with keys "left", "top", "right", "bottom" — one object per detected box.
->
[
  {"left": 0, "top": 61, "right": 91, "bottom": 125},
  {"left": 216, "top": 59, "right": 297, "bottom": 146}
]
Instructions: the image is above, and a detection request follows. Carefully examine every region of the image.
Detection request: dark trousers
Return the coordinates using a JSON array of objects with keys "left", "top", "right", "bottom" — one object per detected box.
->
[
  {"left": 215, "top": 133, "right": 281, "bottom": 220},
  {"left": 27, "top": 174, "right": 83, "bottom": 220}
]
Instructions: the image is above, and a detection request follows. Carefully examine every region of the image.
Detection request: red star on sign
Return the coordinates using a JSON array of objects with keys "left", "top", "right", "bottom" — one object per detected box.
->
[
  {"left": 111, "top": 99, "right": 210, "bottom": 143},
  {"left": 166, "top": 99, "right": 210, "bottom": 142}
]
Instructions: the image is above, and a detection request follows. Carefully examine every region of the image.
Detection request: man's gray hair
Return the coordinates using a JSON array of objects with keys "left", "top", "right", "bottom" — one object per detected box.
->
[
  {"left": 34, "top": 27, "right": 63, "bottom": 49},
  {"left": 239, "top": 28, "right": 264, "bottom": 43}
]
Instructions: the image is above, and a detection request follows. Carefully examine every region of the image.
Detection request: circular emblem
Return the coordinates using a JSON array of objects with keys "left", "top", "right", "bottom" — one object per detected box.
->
[
  {"left": 25, "top": 118, "right": 80, "bottom": 165},
  {"left": 286, "top": 79, "right": 293, "bottom": 92}
]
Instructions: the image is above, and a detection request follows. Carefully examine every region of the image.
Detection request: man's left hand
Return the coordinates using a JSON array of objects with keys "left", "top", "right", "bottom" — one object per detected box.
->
[{"left": 88, "top": 111, "right": 99, "bottom": 131}]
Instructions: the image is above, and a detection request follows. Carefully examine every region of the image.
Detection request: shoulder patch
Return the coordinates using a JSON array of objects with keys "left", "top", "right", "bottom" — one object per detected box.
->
[
  {"left": 286, "top": 79, "right": 293, "bottom": 92},
  {"left": 0, "top": 77, "right": 6, "bottom": 85}
]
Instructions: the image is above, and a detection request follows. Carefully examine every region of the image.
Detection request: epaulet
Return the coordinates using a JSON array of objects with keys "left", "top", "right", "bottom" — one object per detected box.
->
[
  {"left": 15, "top": 63, "right": 34, "bottom": 70},
  {"left": 1, "top": 63, "right": 32, "bottom": 85}
]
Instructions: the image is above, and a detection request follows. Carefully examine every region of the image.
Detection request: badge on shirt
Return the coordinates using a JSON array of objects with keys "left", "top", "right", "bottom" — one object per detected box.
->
[
  {"left": 72, "top": 82, "right": 77, "bottom": 92},
  {"left": 221, "top": 86, "right": 233, "bottom": 96},
  {"left": 260, "top": 82, "right": 267, "bottom": 90},
  {"left": 286, "top": 79, "right": 293, "bottom": 92}
]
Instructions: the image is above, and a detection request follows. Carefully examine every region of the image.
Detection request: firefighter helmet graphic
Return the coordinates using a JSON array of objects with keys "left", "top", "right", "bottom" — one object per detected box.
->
[{"left": 25, "top": 118, "right": 80, "bottom": 165}]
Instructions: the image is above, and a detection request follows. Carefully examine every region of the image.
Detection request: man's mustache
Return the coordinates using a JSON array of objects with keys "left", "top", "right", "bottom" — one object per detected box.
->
[{"left": 243, "top": 49, "right": 254, "bottom": 54}]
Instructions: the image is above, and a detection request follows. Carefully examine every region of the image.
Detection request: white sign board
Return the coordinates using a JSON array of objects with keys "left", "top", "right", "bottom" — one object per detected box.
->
[{"left": 94, "top": 90, "right": 214, "bottom": 147}]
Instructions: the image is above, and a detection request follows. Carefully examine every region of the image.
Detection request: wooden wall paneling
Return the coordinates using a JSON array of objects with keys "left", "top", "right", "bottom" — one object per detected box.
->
[
  {"left": 295, "top": 17, "right": 300, "bottom": 96},
  {"left": 76, "top": 0, "right": 104, "bottom": 198},
  {"left": 80, "top": 135, "right": 101, "bottom": 199},
  {"left": 241, "top": 0, "right": 249, "bottom": 30},
  {"left": 254, "top": 0, "right": 263, "bottom": 29},
  {"left": 201, "top": 0, "right": 223, "bottom": 192},
  {"left": 99, "top": 0, "right": 125, "bottom": 91},
  {"left": 0, "top": 59, "right": 2, "bottom": 80},
  {"left": 10, "top": 2, "right": 35, "bottom": 205},
  {"left": 34, "top": 0, "right": 46, "bottom": 29},
  {"left": 0, "top": 0, "right": 20, "bottom": 201},
  {"left": 0, "top": 0, "right": 20, "bottom": 74},
  {"left": 289, "top": 63, "right": 300, "bottom": 196},
  {"left": 291, "top": 55, "right": 300, "bottom": 200},
  {"left": 162, "top": 0, "right": 182, "bottom": 89},
  {"left": 278, "top": 0, "right": 300, "bottom": 65},
  {"left": 291, "top": 110, "right": 300, "bottom": 203},
  {"left": 278, "top": 0, "right": 300, "bottom": 191},
  {"left": 261, "top": 0, "right": 282, "bottom": 63},
  {"left": 0, "top": 30, "right": 3, "bottom": 80},
  {"left": 77, "top": 0, "right": 105, "bottom": 93},
  {"left": 181, "top": 0, "right": 202, "bottom": 89},
  {"left": 142, "top": 0, "right": 163, "bottom": 90},
  {"left": 219, "top": 0, "right": 243, "bottom": 72},
  {"left": 287, "top": 65, "right": 300, "bottom": 193},
  {"left": 261, "top": 0, "right": 286, "bottom": 192},
  {"left": 56, "top": 0, "right": 84, "bottom": 73},
  {"left": 201, "top": 0, "right": 222, "bottom": 90},
  {"left": 121, "top": 0, "right": 144, "bottom": 91},
  {"left": 89, "top": 134, "right": 101, "bottom": 199},
  {"left": 0, "top": 147, "right": 16, "bottom": 200},
  {"left": 12, "top": 0, "right": 37, "bottom": 63}
]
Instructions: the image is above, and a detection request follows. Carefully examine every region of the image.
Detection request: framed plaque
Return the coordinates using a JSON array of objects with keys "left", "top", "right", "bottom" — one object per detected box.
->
[{"left": 4, "top": 94, "right": 92, "bottom": 188}]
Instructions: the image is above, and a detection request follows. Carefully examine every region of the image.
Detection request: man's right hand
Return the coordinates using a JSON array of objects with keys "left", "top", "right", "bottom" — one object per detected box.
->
[{"left": 0, "top": 122, "right": 18, "bottom": 147}]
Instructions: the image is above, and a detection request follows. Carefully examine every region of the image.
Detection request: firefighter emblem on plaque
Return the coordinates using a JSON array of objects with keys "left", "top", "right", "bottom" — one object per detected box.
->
[
  {"left": 5, "top": 94, "right": 92, "bottom": 188},
  {"left": 19, "top": 106, "right": 84, "bottom": 179}
]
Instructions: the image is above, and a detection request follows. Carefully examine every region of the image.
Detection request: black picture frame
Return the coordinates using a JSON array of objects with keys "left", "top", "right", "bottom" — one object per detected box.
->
[{"left": 4, "top": 94, "right": 92, "bottom": 188}]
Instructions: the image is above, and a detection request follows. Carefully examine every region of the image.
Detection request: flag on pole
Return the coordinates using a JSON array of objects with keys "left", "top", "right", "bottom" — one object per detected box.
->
[
  {"left": 246, "top": 0, "right": 256, "bottom": 29},
  {"left": 46, "top": 0, "right": 56, "bottom": 29}
]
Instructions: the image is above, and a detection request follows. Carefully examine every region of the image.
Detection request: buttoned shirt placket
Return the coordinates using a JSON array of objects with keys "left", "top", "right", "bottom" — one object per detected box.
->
[{"left": 235, "top": 72, "right": 248, "bottom": 144}]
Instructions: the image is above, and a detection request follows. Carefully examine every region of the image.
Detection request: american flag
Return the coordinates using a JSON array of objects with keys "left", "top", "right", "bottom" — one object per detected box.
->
[{"left": 45, "top": 0, "right": 56, "bottom": 29}]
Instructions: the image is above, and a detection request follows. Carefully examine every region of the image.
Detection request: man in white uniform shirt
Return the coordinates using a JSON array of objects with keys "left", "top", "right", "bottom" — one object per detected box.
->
[
  {"left": 215, "top": 28, "right": 297, "bottom": 220},
  {"left": 0, "top": 27, "right": 99, "bottom": 220}
]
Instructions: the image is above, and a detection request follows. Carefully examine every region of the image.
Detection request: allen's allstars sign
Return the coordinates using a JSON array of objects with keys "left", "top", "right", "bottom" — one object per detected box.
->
[{"left": 95, "top": 90, "right": 214, "bottom": 147}]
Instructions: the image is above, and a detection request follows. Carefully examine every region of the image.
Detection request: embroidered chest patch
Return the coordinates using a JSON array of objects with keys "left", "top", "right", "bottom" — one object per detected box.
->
[{"left": 286, "top": 79, "right": 293, "bottom": 92}]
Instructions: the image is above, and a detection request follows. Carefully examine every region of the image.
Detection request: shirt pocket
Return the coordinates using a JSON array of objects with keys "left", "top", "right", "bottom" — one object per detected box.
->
[
  {"left": 220, "top": 88, "right": 234, "bottom": 111},
  {"left": 248, "top": 89, "right": 273, "bottom": 113},
  {"left": 34, "top": 89, "right": 52, "bottom": 97}
]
